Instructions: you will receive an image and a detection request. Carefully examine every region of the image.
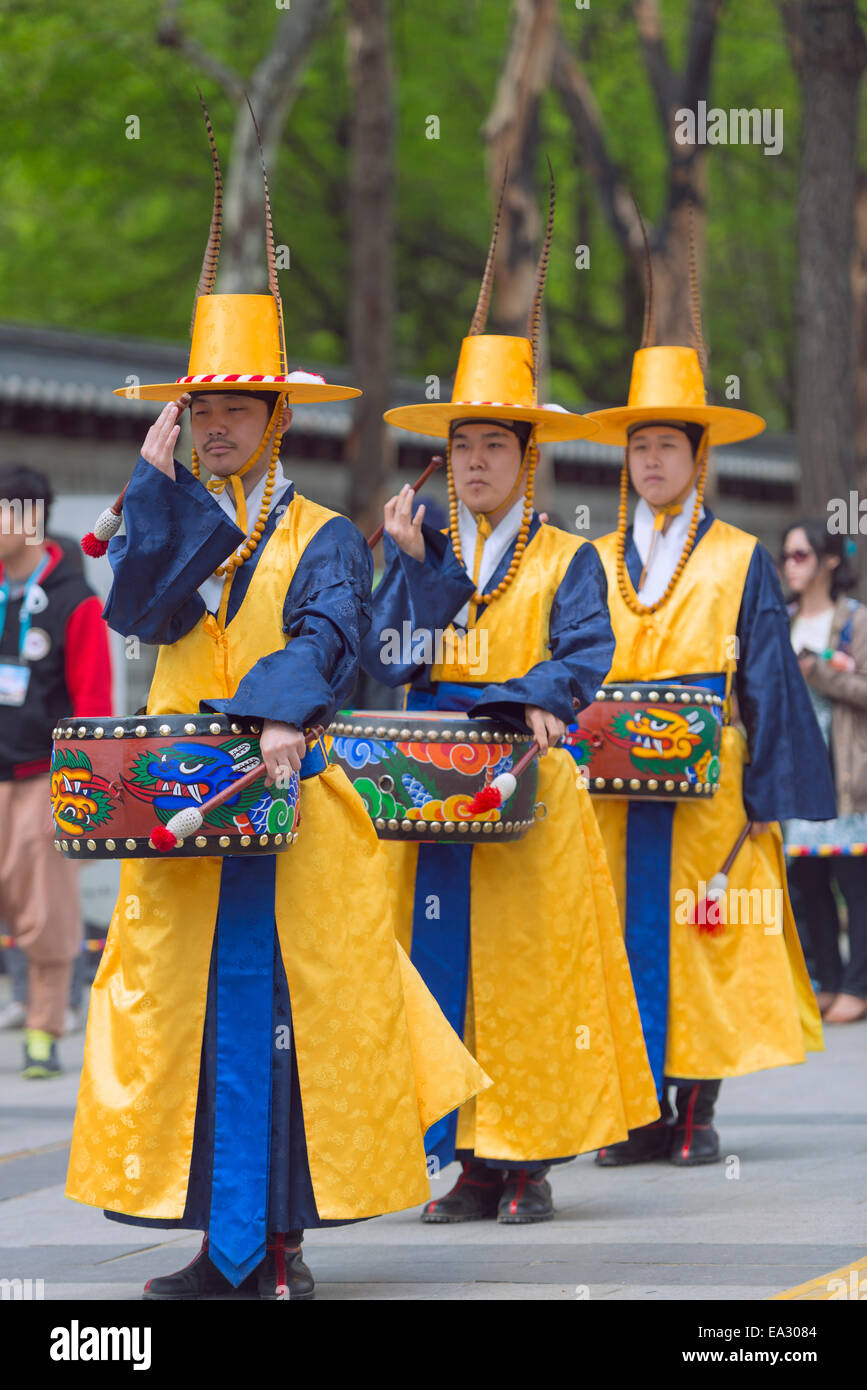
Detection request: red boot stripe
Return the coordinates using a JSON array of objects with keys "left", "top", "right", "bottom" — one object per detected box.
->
[
  {"left": 681, "top": 1085, "right": 700, "bottom": 1160},
  {"left": 275, "top": 1233, "right": 287, "bottom": 1299},
  {"left": 509, "top": 1168, "right": 528, "bottom": 1215}
]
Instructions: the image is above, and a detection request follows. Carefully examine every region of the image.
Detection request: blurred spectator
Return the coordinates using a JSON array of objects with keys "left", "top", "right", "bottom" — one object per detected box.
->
[
  {"left": 781, "top": 519, "right": 867, "bottom": 1023},
  {"left": 0, "top": 466, "right": 112, "bottom": 1073}
]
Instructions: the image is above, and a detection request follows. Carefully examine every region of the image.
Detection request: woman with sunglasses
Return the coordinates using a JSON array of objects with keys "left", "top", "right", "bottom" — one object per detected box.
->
[{"left": 781, "top": 521, "right": 867, "bottom": 1024}]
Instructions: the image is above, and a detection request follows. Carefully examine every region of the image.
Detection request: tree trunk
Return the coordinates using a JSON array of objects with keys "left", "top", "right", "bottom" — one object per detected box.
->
[
  {"left": 782, "top": 0, "right": 866, "bottom": 511},
  {"left": 482, "top": 0, "right": 558, "bottom": 507},
  {"left": 346, "top": 0, "right": 395, "bottom": 534},
  {"left": 219, "top": 2, "right": 333, "bottom": 292},
  {"left": 853, "top": 173, "right": 867, "bottom": 496}
]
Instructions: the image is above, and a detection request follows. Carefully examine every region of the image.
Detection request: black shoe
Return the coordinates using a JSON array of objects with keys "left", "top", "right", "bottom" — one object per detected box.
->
[
  {"left": 497, "top": 1167, "right": 553, "bottom": 1224},
  {"left": 256, "top": 1235, "right": 315, "bottom": 1300},
  {"left": 421, "top": 1161, "right": 505, "bottom": 1223},
  {"left": 670, "top": 1080, "right": 722, "bottom": 1165},
  {"left": 596, "top": 1119, "right": 672, "bottom": 1166},
  {"left": 142, "top": 1238, "right": 255, "bottom": 1301}
]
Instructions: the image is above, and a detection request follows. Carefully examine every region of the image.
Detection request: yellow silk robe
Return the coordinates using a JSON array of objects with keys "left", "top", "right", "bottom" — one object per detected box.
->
[
  {"left": 592, "top": 520, "right": 823, "bottom": 1079},
  {"left": 66, "top": 492, "right": 488, "bottom": 1222},
  {"left": 380, "top": 525, "right": 659, "bottom": 1161}
]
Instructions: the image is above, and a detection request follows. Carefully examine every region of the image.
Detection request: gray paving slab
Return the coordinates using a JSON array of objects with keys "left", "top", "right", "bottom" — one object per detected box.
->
[{"left": 1, "top": 978, "right": 865, "bottom": 1302}]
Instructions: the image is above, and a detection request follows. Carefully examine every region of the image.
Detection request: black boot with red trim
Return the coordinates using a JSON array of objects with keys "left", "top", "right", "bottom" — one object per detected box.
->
[
  {"left": 421, "top": 1160, "right": 505, "bottom": 1222},
  {"left": 142, "top": 1236, "right": 255, "bottom": 1300},
  {"left": 596, "top": 1089, "right": 674, "bottom": 1166},
  {"left": 255, "top": 1231, "right": 315, "bottom": 1300},
  {"left": 497, "top": 1166, "right": 553, "bottom": 1224},
  {"left": 669, "top": 1080, "right": 722, "bottom": 1165}
]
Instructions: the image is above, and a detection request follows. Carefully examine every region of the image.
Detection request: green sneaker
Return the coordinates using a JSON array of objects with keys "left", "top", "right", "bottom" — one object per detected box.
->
[{"left": 22, "top": 1028, "right": 61, "bottom": 1079}]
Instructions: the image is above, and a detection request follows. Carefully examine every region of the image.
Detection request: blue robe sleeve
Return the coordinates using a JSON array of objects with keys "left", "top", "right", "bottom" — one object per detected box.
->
[
  {"left": 103, "top": 456, "right": 243, "bottom": 645},
  {"left": 735, "top": 543, "right": 836, "bottom": 821},
  {"left": 361, "top": 526, "right": 475, "bottom": 686},
  {"left": 469, "top": 541, "right": 616, "bottom": 730},
  {"left": 204, "top": 516, "right": 373, "bottom": 730}
]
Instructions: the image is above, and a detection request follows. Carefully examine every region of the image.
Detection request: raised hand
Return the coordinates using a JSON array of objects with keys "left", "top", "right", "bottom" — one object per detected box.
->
[
  {"left": 383, "top": 484, "right": 426, "bottom": 562},
  {"left": 140, "top": 394, "right": 191, "bottom": 480}
]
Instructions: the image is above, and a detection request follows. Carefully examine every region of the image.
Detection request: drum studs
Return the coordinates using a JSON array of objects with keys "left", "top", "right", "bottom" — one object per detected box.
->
[
  {"left": 412, "top": 729, "right": 424, "bottom": 740},
  {"left": 219, "top": 836, "right": 231, "bottom": 848},
  {"left": 209, "top": 722, "right": 221, "bottom": 735},
  {"left": 125, "top": 839, "right": 136, "bottom": 850},
  {"left": 454, "top": 729, "right": 466, "bottom": 741},
  {"left": 664, "top": 779, "right": 675, "bottom": 791},
  {"left": 386, "top": 727, "right": 399, "bottom": 739},
  {"left": 681, "top": 692, "right": 692, "bottom": 702},
  {"left": 159, "top": 724, "right": 171, "bottom": 736},
  {"left": 240, "top": 836, "right": 251, "bottom": 846},
  {"left": 250, "top": 724, "right": 260, "bottom": 734},
  {"left": 594, "top": 777, "right": 606, "bottom": 789},
  {"left": 629, "top": 691, "right": 641, "bottom": 701},
  {"left": 135, "top": 725, "right": 147, "bottom": 738},
  {"left": 481, "top": 732, "right": 492, "bottom": 742},
  {"left": 259, "top": 835, "right": 269, "bottom": 846},
  {"left": 430, "top": 822, "right": 442, "bottom": 833},
  {"left": 86, "top": 839, "right": 96, "bottom": 851},
  {"left": 649, "top": 690, "right": 659, "bottom": 701},
  {"left": 679, "top": 781, "right": 689, "bottom": 793},
  {"left": 596, "top": 690, "right": 606, "bottom": 700},
  {"left": 534, "top": 801, "right": 548, "bottom": 821},
  {"left": 694, "top": 693, "right": 704, "bottom": 703},
  {"left": 378, "top": 775, "right": 395, "bottom": 793},
  {"left": 374, "top": 818, "right": 386, "bottom": 830},
  {"left": 274, "top": 834, "right": 284, "bottom": 845},
  {"left": 505, "top": 821, "right": 513, "bottom": 833},
  {"left": 494, "top": 823, "right": 503, "bottom": 833},
  {"left": 105, "top": 839, "right": 115, "bottom": 851},
  {"left": 415, "top": 822, "right": 426, "bottom": 832},
  {"left": 400, "top": 729, "right": 411, "bottom": 739},
  {"left": 61, "top": 840, "right": 69, "bottom": 851},
  {"left": 629, "top": 778, "right": 640, "bottom": 790},
  {"left": 426, "top": 730, "right": 438, "bottom": 740},
  {"left": 54, "top": 839, "right": 61, "bottom": 851},
  {"left": 468, "top": 731, "right": 479, "bottom": 742},
  {"left": 93, "top": 727, "right": 105, "bottom": 738},
  {"left": 71, "top": 840, "right": 81, "bottom": 851},
  {"left": 612, "top": 778, "right": 624, "bottom": 790},
  {"left": 363, "top": 726, "right": 375, "bottom": 736},
  {"left": 482, "top": 823, "right": 493, "bottom": 834},
  {"left": 458, "top": 822, "right": 469, "bottom": 833},
  {"left": 387, "top": 819, "right": 399, "bottom": 831},
  {"left": 195, "top": 836, "right": 207, "bottom": 848},
  {"left": 647, "top": 779, "right": 659, "bottom": 791},
  {"left": 665, "top": 692, "right": 676, "bottom": 702},
  {"left": 184, "top": 722, "right": 196, "bottom": 734},
  {"left": 470, "top": 822, "right": 481, "bottom": 833},
  {"left": 231, "top": 723, "right": 242, "bottom": 734},
  {"left": 612, "top": 691, "right": 623, "bottom": 701},
  {"left": 444, "top": 821, "right": 455, "bottom": 832},
  {"left": 78, "top": 726, "right": 87, "bottom": 737}
]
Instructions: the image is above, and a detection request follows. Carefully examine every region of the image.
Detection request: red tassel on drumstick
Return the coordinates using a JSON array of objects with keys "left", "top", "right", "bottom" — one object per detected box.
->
[
  {"left": 688, "top": 822, "right": 752, "bottom": 934},
  {"left": 150, "top": 725, "right": 324, "bottom": 851},
  {"left": 467, "top": 740, "right": 544, "bottom": 815}
]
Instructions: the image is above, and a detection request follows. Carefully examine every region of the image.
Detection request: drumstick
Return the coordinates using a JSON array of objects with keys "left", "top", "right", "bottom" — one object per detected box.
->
[
  {"left": 689, "top": 822, "right": 752, "bottom": 933},
  {"left": 81, "top": 484, "right": 130, "bottom": 557},
  {"left": 366, "top": 455, "right": 444, "bottom": 549},
  {"left": 150, "top": 725, "right": 325, "bottom": 850},
  {"left": 466, "top": 739, "right": 546, "bottom": 814}
]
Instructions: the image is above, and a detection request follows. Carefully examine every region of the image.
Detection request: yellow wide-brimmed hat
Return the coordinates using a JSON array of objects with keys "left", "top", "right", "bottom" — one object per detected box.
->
[
  {"left": 384, "top": 334, "right": 597, "bottom": 443},
  {"left": 587, "top": 345, "right": 764, "bottom": 446},
  {"left": 384, "top": 169, "right": 597, "bottom": 446},
  {"left": 114, "top": 294, "right": 361, "bottom": 404},
  {"left": 114, "top": 95, "right": 360, "bottom": 408}
]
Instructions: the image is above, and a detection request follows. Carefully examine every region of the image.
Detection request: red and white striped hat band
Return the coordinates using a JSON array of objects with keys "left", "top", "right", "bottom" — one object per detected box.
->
[{"left": 176, "top": 371, "right": 326, "bottom": 385}]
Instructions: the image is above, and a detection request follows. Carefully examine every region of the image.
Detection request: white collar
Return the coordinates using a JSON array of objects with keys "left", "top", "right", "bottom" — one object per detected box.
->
[
  {"left": 453, "top": 491, "right": 527, "bottom": 629},
  {"left": 631, "top": 484, "right": 704, "bottom": 605}
]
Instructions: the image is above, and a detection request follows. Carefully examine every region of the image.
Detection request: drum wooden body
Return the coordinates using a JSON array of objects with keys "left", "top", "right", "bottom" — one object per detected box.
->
[
  {"left": 327, "top": 709, "right": 538, "bottom": 842},
  {"left": 50, "top": 715, "right": 300, "bottom": 858},
  {"left": 563, "top": 683, "right": 724, "bottom": 799}
]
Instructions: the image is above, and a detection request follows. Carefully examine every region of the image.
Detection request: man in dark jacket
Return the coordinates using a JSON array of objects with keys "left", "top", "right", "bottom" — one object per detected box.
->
[{"left": 0, "top": 465, "right": 112, "bottom": 1076}]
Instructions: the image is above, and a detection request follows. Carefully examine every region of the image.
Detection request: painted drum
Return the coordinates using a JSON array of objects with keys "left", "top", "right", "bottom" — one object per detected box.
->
[
  {"left": 327, "top": 709, "right": 539, "bottom": 841},
  {"left": 50, "top": 714, "right": 300, "bottom": 858},
  {"left": 563, "top": 683, "right": 724, "bottom": 799}
]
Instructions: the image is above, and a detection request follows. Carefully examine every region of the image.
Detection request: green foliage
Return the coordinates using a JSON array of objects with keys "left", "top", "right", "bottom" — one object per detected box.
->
[{"left": 0, "top": 0, "right": 828, "bottom": 429}]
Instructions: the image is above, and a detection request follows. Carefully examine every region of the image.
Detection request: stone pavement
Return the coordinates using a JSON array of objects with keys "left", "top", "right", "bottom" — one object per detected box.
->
[{"left": 1, "top": 980, "right": 865, "bottom": 1302}]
